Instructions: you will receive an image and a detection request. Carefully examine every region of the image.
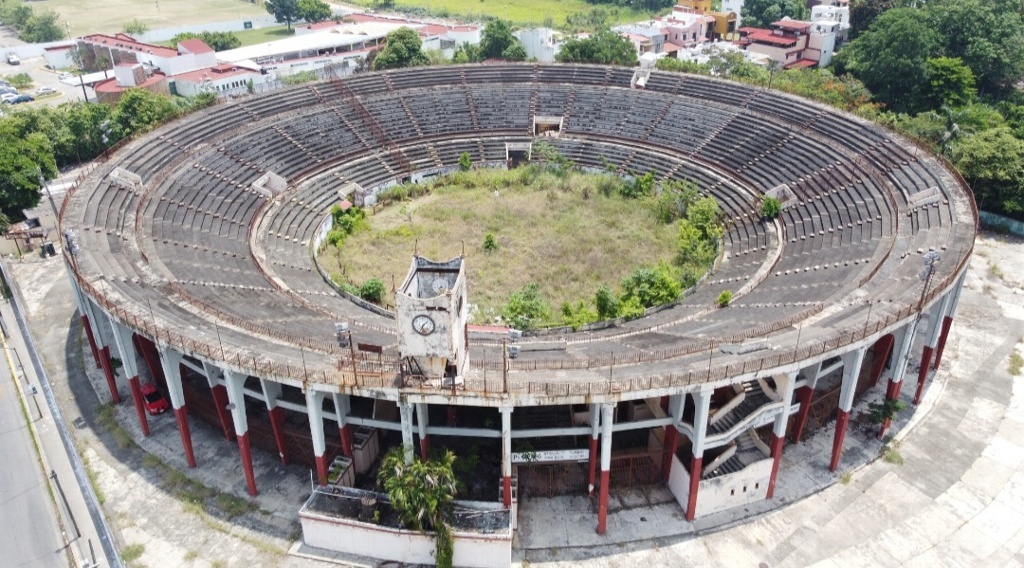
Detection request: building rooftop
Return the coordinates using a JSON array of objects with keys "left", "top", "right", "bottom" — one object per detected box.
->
[
  {"left": 178, "top": 38, "right": 214, "bottom": 55},
  {"left": 216, "top": 21, "right": 406, "bottom": 64},
  {"left": 93, "top": 71, "right": 166, "bottom": 93},
  {"left": 173, "top": 64, "right": 258, "bottom": 84},
  {"left": 80, "top": 33, "right": 179, "bottom": 58},
  {"left": 772, "top": 19, "right": 812, "bottom": 31}
]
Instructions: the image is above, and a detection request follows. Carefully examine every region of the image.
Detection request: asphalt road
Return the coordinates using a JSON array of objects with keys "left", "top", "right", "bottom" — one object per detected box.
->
[{"left": 0, "top": 314, "right": 67, "bottom": 568}]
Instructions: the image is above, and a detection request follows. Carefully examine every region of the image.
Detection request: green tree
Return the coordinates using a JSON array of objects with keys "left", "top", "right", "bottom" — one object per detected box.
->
[
  {"left": 952, "top": 127, "right": 1024, "bottom": 217},
  {"left": 122, "top": 18, "right": 149, "bottom": 36},
  {"left": 740, "top": 0, "right": 808, "bottom": 28},
  {"left": 834, "top": 8, "right": 938, "bottom": 113},
  {"left": 502, "top": 43, "right": 528, "bottom": 62},
  {"left": 359, "top": 278, "right": 386, "bottom": 304},
  {"left": 0, "top": 131, "right": 57, "bottom": 220},
  {"left": 502, "top": 282, "right": 548, "bottom": 330},
  {"left": 561, "top": 300, "right": 597, "bottom": 330},
  {"left": 650, "top": 178, "right": 699, "bottom": 223},
  {"left": 20, "top": 10, "right": 65, "bottom": 43},
  {"left": 620, "top": 262, "right": 681, "bottom": 309},
  {"left": 458, "top": 151, "right": 471, "bottom": 172},
  {"left": 265, "top": 0, "right": 300, "bottom": 31},
  {"left": 717, "top": 290, "right": 733, "bottom": 307},
  {"left": 922, "top": 57, "right": 976, "bottom": 110},
  {"left": 761, "top": 195, "right": 782, "bottom": 219},
  {"left": 373, "top": 27, "right": 430, "bottom": 70},
  {"left": 377, "top": 448, "right": 458, "bottom": 568},
  {"left": 557, "top": 29, "right": 638, "bottom": 66},
  {"left": 171, "top": 31, "right": 242, "bottom": 51},
  {"left": 595, "top": 285, "right": 619, "bottom": 320},
  {"left": 297, "top": 0, "right": 332, "bottom": 23},
  {"left": 927, "top": 0, "right": 1024, "bottom": 97},
  {"left": 113, "top": 88, "right": 180, "bottom": 134},
  {"left": 479, "top": 19, "right": 517, "bottom": 60}
]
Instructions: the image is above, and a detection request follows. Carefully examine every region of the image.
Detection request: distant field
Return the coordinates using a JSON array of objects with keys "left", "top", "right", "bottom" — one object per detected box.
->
[
  {"left": 154, "top": 24, "right": 294, "bottom": 48},
  {"left": 41, "top": 0, "right": 267, "bottom": 36},
  {"left": 348, "top": 0, "right": 656, "bottom": 26}
]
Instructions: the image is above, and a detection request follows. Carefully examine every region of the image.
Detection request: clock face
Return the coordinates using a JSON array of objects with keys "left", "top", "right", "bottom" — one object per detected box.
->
[{"left": 412, "top": 314, "right": 436, "bottom": 336}]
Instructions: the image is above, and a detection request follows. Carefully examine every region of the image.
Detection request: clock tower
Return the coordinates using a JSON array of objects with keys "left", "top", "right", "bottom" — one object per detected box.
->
[{"left": 395, "top": 255, "right": 469, "bottom": 382}]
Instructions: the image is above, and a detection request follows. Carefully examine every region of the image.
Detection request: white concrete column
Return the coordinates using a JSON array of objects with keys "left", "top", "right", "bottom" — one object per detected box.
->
[
  {"left": 924, "top": 293, "right": 952, "bottom": 348},
  {"left": 691, "top": 389, "right": 712, "bottom": 458},
  {"left": 837, "top": 347, "right": 867, "bottom": 413},
  {"left": 772, "top": 373, "right": 797, "bottom": 438},
  {"left": 223, "top": 370, "right": 249, "bottom": 437},
  {"left": 587, "top": 403, "right": 600, "bottom": 495},
  {"left": 399, "top": 402, "right": 415, "bottom": 464},
  {"left": 416, "top": 402, "right": 429, "bottom": 460},
  {"left": 158, "top": 347, "right": 185, "bottom": 410},
  {"left": 108, "top": 316, "right": 140, "bottom": 380},
  {"left": 261, "top": 378, "right": 290, "bottom": 464},
  {"left": 500, "top": 406, "right": 513, "bottom": 507},
  {"left": 596, "top": 402, "right": 615, "bottom": 534}
]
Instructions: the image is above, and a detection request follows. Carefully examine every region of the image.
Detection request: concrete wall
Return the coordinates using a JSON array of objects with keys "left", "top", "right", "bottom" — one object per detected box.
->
[
  {"left": 300, "top": 508, "right": 511, "bottom": 568},
  {"left": 9, "top": 41, "right": 76, "bottom": 60},
  {"left": 696, "top": 458, "right": 772, "bottom": 516}
]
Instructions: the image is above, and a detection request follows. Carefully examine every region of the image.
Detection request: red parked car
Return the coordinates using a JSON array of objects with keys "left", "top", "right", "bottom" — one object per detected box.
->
[{"left": 140, "top": 383, "right": 170, "bottom": 415}]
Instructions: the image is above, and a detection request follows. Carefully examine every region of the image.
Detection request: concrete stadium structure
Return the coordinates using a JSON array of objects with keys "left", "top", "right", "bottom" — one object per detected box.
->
[{"left": 58, "top": 64, "right": 976, "bottom": 545}]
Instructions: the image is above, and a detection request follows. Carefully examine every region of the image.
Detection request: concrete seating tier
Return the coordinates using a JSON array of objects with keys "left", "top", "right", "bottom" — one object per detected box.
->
[{"left": 61, "top": 64, "right": 973, "bottom": 386}]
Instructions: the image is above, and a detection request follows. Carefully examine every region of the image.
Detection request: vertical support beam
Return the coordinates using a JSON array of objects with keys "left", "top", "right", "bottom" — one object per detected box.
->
[
  {"left": 880, "top": 324, "right": 912, "bottom": 439},
  {"left": 416, "top": 403, "right": 429, "bottom": 461},
  {"left": 587, "top": 403, "right": 600, "bottom": 496},
  {"left": 687, "top": 389, "right": 711, "bottom": 522},
  {"left": 82, "top": 314, "right": 101, "bottom": 369},
  {"left": 305, "top": 390, "right": 328, "bottom": 485},
  {"left": 261, "top": 379, "right": 289, "bottom": 465},
  {"left": 67, "top": 274, "right": 101, "bottom": 369},
  {"left": 127, "top": 376, "right": 150, "bottom": 437},
  {"left": 202, "top": 362, "right": 235, "bottom": 442},
  {"left": 399, "top": 402, "right": 415, "bottom": 465},
  {"left": 790, "top": 361, "right": 821, "bottom": 444},
  {"left": 596, "top": 403, "right": 614, "bottom": 535},
  {"left": 661, "top": 394, "right": 683, "bottom": 480},
  {"left": 914, "top": 295, "right": 949, "bottom": 406},
  {"left": 767, "top": 373, "right": 796, "bottom": 500},
  {"left": 225, "top": 370, "right": 256, "bottom": 496},
  {"left": 867, "top": 335, "right": 895, "bottom": 388},
  {"left": 831, "top": 347, "right": 865, "bottom": 472},
  {"left": 98, "top": 346, "right": 121, "bottom": 404},
  {"left": 333, "top": 393, "right": 353, "bottom": 458},
  {"left": 501, "top": 407, "right": 513, "bottom": 508},
  {"left": 109, "top": 316, "right": 146, "bottom": 433},
  {"left": 159, "top": 348, "right": 194, "bottom": 468},
  {"left": 933, "top": 272, "right": 965, "bottom": 370}
]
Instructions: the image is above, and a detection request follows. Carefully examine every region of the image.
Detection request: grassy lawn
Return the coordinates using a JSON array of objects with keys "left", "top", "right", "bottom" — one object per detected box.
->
[
  {"left": 45, "top": 0, "right": 267, "bottom": 36},
  {"left": 322, "top": 167, "right": 679, "bottom": 321},
  {"left": 349, "top": 0, "right": 657, "bottom": 27},
  {"left": 232, "top": 24, "right": 295, "bottom": 47}
]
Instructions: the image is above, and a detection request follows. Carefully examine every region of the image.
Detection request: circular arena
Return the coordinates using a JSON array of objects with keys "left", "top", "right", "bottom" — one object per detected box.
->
[{"left": 60, "top": 63, "right": 976, "bottom": 562}]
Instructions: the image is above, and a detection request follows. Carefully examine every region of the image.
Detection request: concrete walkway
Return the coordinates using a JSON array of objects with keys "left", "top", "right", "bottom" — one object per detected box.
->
[{"left": 10, "top": 234, "right": 1024, "bottom": 567}]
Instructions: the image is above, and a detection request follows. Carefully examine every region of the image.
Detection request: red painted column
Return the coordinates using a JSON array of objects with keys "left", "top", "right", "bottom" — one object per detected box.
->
[
  {"left": 502, "top": 475, "right": 513, "bottom": 508},
  {"left": 660, "top": 396, "right": 669, "bottom": 413},
  {"left": 81, "top": 315, "right": 101, "bottom": 369},
  {"left": 267, "top": 406, "right": 289, "bottom": 465},
  {"left": 766, "top": 434, "right": 784, "bottom": 499},
  {"left": 98, "top": 346, "right": 121, "bottom": 404},
  {"left": 880, "top": 378, "right": 906, "bottom": 436},
  {"left": 791, "top": 386, "right": 814, "bottom": 443},
  {"left": 237, "top": 432, "right": 258, "bottom": 496},
  {"left": 829, "top": 409, "right": 850, "bottom": 472},
  {"left": 686, "top": 456, "right": 702, "bottom": 521},
  {"left": 662, "top": 426, "right": 679, "bottom": 481},
  {"left": 315, "top": 455, "right": 328, "bottom": 486},
  {"left": 127, "top": 376, "right": 150, "bottom": 437},
  {"left": 913, "top": 346, "right": 934, "bottom": 406},
  {"left": 587, "top": 436, "right": 598, "bottom": 496},
  {"left": 336, "top": 424, "right": 352, "bottom": 459},
  {"left": 419, "top": 434, "right": 430, "bottom": 461},
  {"left": 596, "top": 469, "right": 610, "bottom": 534},
  {"left": 933, "top": 316, "right": 954, "bottom": 369},
  {"left": 133, "top": 335, "right": 165, "bottom": 386},
  {"left": 209, "top": 385, "right": 236, "bottom": 442},
  {"left": 174, "top": 407, "right": 197, "bottom": 468}
]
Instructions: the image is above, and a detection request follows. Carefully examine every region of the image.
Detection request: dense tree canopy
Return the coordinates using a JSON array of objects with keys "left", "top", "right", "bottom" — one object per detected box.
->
[
  {"left": 297, "top": 0, "right": 332, "bottom": 23},
  {"left": 372, "top": 27, "right": 429, "bottom": 70},
  {"left": 952, "top": 127, "right": 1024, "bottom": 217},
  {"left": 834, "top": 8, "right": 937, "bottom": 113},
  {"left": 113, "top": 89, "right": 180, "bottom": 134},
  {"left": 265, "top": 0, "right": 300, "bottom": 31},
  {"left": 478, "top": 19, "right": 517, "bottom": 60},
  {"left": 926, "top": 0, "right": 1024, "bottom": 96},
  {"left": 740, "top": 0, "right": 808, "bottom": 29},
  {"left": 0, "top": 132, "right": 57, "bottom": 220},
  {"left": 170, "top": 31, "right": 242, "bottom": 52},
  {"left": 556, "top": 29, "right": 637, "bottom": 66},
  {"left": 922, "top": 57, "right": 976, "bottom": 110}
]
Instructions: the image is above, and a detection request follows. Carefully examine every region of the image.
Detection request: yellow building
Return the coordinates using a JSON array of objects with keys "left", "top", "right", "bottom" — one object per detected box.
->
[{"left": 672, "top": 2, "right": 738, "bottom": 40}]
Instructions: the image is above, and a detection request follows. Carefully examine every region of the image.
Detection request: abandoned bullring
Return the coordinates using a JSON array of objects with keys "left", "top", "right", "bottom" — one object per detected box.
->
[{"left": 59, "top": 63, "right": 976, "bottom": 567}]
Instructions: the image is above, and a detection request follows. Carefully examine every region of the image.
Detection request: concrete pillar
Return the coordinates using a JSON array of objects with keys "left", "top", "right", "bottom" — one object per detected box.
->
[
  {"left": 333, "top": 393, "right": 354, "bottom": 459},
  {"left": 500, "top": 407, "right": 513, "bottom": 508},
  {"left": 261, "top": 379, "right": 289, "bottom": 465},
  {"left": 662, "top": 394, "right": 683, "bottom": 480},
  {"left": 202, "top": 362, "right": 235, "bottom": 442},
  {"left": 98, "top": 346, "right": 120, "bottom": 405},
  {"left": 934, "top": 273, "right": 965, "bottom": 370},
  {"left": 399, "top": 402, "right": 415, "bottom": 465},
  {"left": 159, "top": 348, "right": 195, "bottom": 468},
  {"left": 880, "top": 324, "right": 913, "bottom": 438},
  {"left": 687, "top": 389, "right": 711, "bottom": 521},
  {"left": 67, "top": 273, "right": 101, "bottom": 369},
  {"left": 587, "top": 403, "right": 600, "bottom": 496},
  {"left": 109, "top": 317, "right": 147, "bottom": 436},
  {"left": 596, "top": 403, "right": 614, "bottom": 535},
  {"left": 416, "top": 403, "right": 429, "bottom": 461},
  {"left": 306, "top": 390, "right": 328, "bottom": 485},
  {"left": 225, "top": 370, "right": 257, "bottom": 496},
  {"left": 867, "top": 334, "right": 895, "bottom": 388},
  {"left": 830, "top": 347, "right": 865, "bottom": 472},
  {"left": 914, "top": 295, "right": 951, "bottom": 406},
  {"left": 767, "top": 373, "right": 796, "bottom": 499}
]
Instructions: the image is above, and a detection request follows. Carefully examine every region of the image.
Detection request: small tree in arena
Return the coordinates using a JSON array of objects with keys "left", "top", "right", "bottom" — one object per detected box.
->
[
  {"left": 761, "top": 195, "right": 782, "bottom": 219},
  {"left": 458, "top": 151, "right": 471, "bottom": 172}
]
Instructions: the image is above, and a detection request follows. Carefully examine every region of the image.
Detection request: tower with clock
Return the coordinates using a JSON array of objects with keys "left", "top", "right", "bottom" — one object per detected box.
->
[{"left": 395, "top": 255, "right": 469, "bottom": 381}]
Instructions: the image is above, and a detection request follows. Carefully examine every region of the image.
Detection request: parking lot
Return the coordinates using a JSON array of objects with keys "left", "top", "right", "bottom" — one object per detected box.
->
[{"left": 1, "top": 49, "right": 94, "bottom": 109}]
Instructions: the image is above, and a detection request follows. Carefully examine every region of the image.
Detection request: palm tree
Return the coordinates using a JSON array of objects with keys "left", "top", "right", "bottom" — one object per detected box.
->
[{"left": 931, "top": 104, "right": 972, "bottom": 157}]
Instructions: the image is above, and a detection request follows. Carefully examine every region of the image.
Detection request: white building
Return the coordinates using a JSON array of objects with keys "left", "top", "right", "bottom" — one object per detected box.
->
[
  {"left": 172, "top": 63, "right": 269, "bottom": 98},
  {"left": 78, "top": 33, "right": 217, "bottom": 77},
  {"left": 810, "top": 4, "right": 851, "bottom": 44},
  {"left": 516, "top": 28, "right": 564, "bottom": 63},
  {"left": 722, "top": 0, "right": 744, "bottom": 27}
]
